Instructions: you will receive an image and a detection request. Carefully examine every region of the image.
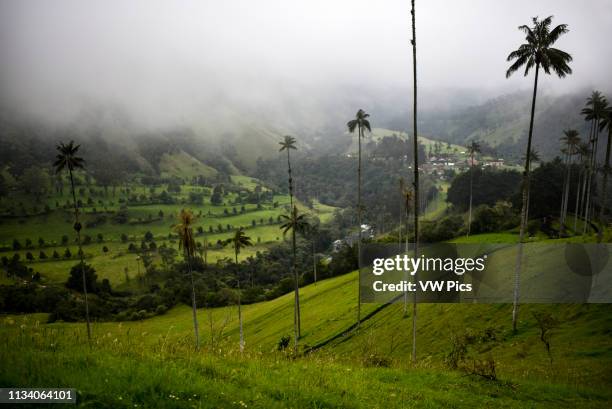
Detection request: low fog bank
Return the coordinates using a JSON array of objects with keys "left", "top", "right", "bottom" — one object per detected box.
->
[{"left": 1, "top": 0, "right": 611, "bottom": 138}]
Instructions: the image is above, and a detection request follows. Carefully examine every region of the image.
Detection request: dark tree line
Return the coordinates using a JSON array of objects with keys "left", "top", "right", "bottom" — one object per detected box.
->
[
  {"left": 0, "top": 232, "right": 358, "bottom": 323},
  {"left": 447, "top": 161, "right": 586, "bottom": 222},
  {"left": 254, "top": 153, "right": 438, "bottom": 233}
]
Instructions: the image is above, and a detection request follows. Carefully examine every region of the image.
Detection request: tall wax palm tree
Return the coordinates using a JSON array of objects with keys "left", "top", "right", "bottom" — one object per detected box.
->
[
  {"left": 54, "top": 141, "right": 91, "bottom": 342},
  {"left": 398, "top": 178, "right": 405, "bottom": 252},
  {"left": 280, "top": 206, "right": 310, "bottom": 350},
  {"left": 279, "top": 136, "right": 297, "bottom": 211},
  {"left": 305, "top": 220, "right": 320, "bottom": 285},
  {"left": 581, "top": 92, "right": 608, "bottom": 233},
  {"left": 574, "top": 143, "right": 592, "bottom": 231},
  {"left": 397, "top": 176, "right": 411, "bottom": 262},
  {"left": 196, "top": 219, "right": 209, "bottom": 265},
  {"left": 506, "top": 15, "right": 572, "bottom": 332},
  {"left": 409, "top": 0, "right": 420, "bottom": 363},
  {"left": 599, "top": 106, "right": 612, "bottom": 227},
  {"left": 559, "top": 130, "right": 580, "bottom": 231},
  {"left": 524, "top": 150, "right": 541, "bottom": 224},
  {"left": 198, "top": 238, "right": 209, "bottom": 265},
  {"left": 174, "top": 209, "right": 200, "bottom": 349},
  {"left": 347, "top": 109, "right": 371, "bottom": 328},
  {"left": 401, "top": 186, "right": 413, "bottom": 315},
  {"left": 224, "top": 228, "right": 253, "bottom": 352},
  {"left": 466, "top": 141, "right": 481, "bottom": 237},
  {"left": 559, "top": 141, "right": 571, "bottom": 226}
]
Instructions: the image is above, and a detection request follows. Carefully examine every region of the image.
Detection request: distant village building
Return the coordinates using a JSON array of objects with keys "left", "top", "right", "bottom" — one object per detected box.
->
[
  {"left": 332, "top": 224, "right": 373, "bottom": 252},
  {"left": 332, "top": 239, "right": 344, "bottom": 252},
  {"left": 422, "top": 156, "right": 458, "bottom": 177},
  {"left": 483, "top": 158, "right": 505, "bottom": 168}
]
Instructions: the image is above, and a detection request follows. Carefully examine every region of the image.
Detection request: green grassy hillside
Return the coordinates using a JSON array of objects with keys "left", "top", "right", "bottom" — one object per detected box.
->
[
  {"left": 346, "top": 128, "right": 467, "bottom": 157},
  {"left": 2, "top": 260, "right": 611, "bottom": 407},
  {"left": 159, "top": 151, "right": 219, "bottom": 179},
  {"left": 6, "top": 322, "right": 609, "bottom": 409},
  {"left": 0, "top": 176, "right": 336, "bottom": 288},
  {"left": 419, "top": 91, "right": 590, "bottom": 161},
  {"left": 70, "top": 269, "right": 611, "bottom": 388}
]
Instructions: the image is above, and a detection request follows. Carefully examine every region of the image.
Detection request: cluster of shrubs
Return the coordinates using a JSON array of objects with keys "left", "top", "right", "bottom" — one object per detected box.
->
[
  {"left": 127, "top": 240, "right": 158, "bottom": 253},
  {"left": 445, "top": 327, "right": 499, "bottom": 380},
  {"left": 418, "top": 200, "right": 521, "bottom": 242},
  {"left": 85, "top": 214, "right": 107, "bottom": 228},
  {"left": 10, "top": 235, "right": 103, "bottom": 251},
  {"left": 0, "top": 225, "right": 352, "bottom": 323},
  {"left": 469, "top": 201, "right": 519, "bottom": 235},
  {"left": 3, "top": 248, "right": 83, "bottom": 264},
  {"left": 420, "top": 214, "right": 466, "bottom": 242},
  {"left": 114, "top": 293, "right": 170, "bottom": 321},
  {"left": 0, "top": 260, "right": 171, "bottom": 321},
  {"left": 0, "top": 255, "right": 40, "bottom": 281},
  {"left": 4, "top": 204, "right": 52, "bottom": 217}
]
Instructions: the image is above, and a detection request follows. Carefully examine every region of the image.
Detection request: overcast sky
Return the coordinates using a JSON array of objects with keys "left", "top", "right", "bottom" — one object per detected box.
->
[{"left": 1, "top": 0, "right": 610, "bottom": 124}]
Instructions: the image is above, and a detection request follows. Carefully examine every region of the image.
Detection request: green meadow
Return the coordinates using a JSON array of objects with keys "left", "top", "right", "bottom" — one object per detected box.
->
[
  {"left": 1, "top": 170, "right": 610, "bottom": 407},
  {"left": 2, "top": 268, "right": 611, "bottom": 408},
  {"left": 0, "top": 177, "right": 336, "bottom": 290}
]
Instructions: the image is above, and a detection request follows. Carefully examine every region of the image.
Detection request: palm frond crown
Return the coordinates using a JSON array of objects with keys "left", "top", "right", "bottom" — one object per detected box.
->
[
  {"left": 560, "top": 129, "right": 580, "bottom": 154},
  {"left": 467, "top": 141, "right": 482, "bottom": 155},
  {"left": 523, "top": 149, "right": 540, "bottom": 163},
  {"left": 174, "top": 209, "right": 196, "bottom": 257},
  {"left": 54, "top": 141, "right": 85, "bottom": 173},
  {"left": 280, "top": 206, "right": 310, "bottom": 236},
  {"left": 599, "top": 107, "right": 612, "bottom": 132},
  {"left": 279, "top": 135, "right": 297, "bottom": 152},
  {"left": 347, "top": 109, "right": 371, "bottom": 135},
  {"left": 506, "top": 16, "right": 572, "bottom": 79},
  {"left": 581, "top": 91, "right": 608, "bottom": 123},
  {"left": 577, "top": 143, "right": 591, "bottom": 160},
  {"left": 224, "top": 228, "right": 253, "bottom": 256}
]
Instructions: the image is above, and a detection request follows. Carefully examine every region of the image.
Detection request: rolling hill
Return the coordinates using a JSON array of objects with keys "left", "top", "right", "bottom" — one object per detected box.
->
[
  {"left": 418, "top": 89, "right": 605, "bottom": 162},
  {"left": 2, "top": 244, "right": 611, "bottom": 407}
]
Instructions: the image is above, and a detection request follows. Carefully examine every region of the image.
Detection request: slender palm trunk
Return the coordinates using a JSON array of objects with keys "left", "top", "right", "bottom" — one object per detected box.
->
[
  {"left": 584, "top": 120, "right": 599, "bottom": 233},
  {"left": 312, "top": 239, "right": 317, "bottom": 285},
  {"left": 356, "top": 125, "right": 362, "bottom": 328},
  {"left": 286, "top": 149, "right": 298, "bottom": 333},
  {"left": 236, "top": 251, "right": 244, "bottom": 352},
  {"left": 574, "top": 168, "right": 583, "bottom": 231},
  {"left": 403, "top": 209, "right": 410, "bottom": 315},
  {"left": 512, "top": 63, "right": 539, "bottom": 333},
  {"left": 579, "top": 162, "right": 589, "bottom": 231},
  {"left": 559, "top": 153, "right": 566, "bottom": 224},
  {"left": 292, "top": 224, "right": 301, "bottom": 350},
  {"left": 410, "top": 0, "right": 419, "bottom": 363},
  {"left": 560, "top": 151, "right": 568, "bottom": 225},
  {"left": 560, "top": 151, "right": 571, "bottom": 231},
  {"left": 401, "top": 179, "right": 408, "bottom": 314},
  {"left": 565, "top": 156, "right": 572, "bottom": 222},
  {"left": 583, "top": 147, "right": 593, "bottom": 232},
  {"left": 584, "top": 175, "right": 592, "bottom": 233},
  {"left": 590, "top": 122, "right": 601, "bottom": 233},
  {"left": 525, "top": 187, "right": 532, "bottom": 225},
  {"left": 562, "top": 154, "right": 572, "bottom": 229},
  {"left": 187, "top": 251, "right": 200, "bottom": 350},
  {"left": 69, "top": 168, "right": 91, "bottom": 343},
  {"left": 287, "top": 149, "right": 293, "bottom": 210},
  {"left": 398, "top": 180, "right": 403, "bottom": 251},
  {"left": 599, "top": 128, "right": 611, "bottom": 227},
  {"left": 467, "top": 154, "right": 474, "bottom": 236}
]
